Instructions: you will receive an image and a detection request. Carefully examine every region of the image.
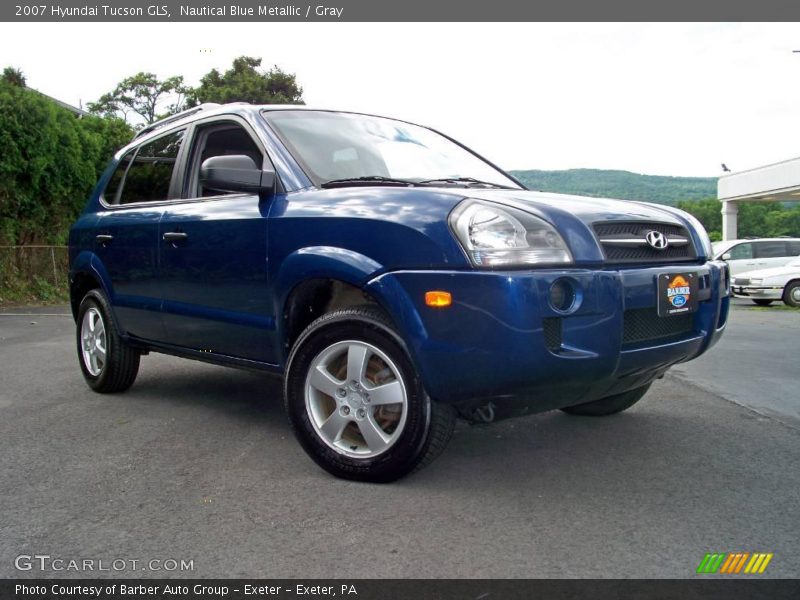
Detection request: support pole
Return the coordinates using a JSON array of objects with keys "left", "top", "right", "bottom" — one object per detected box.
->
[{"left": 721, "top": 200, "right": 738, "bottom": 241}]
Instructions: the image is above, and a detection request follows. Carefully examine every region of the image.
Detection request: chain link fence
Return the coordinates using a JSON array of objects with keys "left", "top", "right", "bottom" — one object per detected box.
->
[{"left": 0, "top": 245, "right": 69, "bottom": 303}]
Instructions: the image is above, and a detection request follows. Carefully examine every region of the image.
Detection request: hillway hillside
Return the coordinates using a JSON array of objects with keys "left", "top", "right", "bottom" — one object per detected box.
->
[{"left": 508, "top": 168, "right": 717, "bottom": 205}]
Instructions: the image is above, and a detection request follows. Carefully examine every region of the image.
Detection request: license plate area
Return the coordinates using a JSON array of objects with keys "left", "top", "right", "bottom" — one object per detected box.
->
[{"left": 657, "top": 272, "right": 698, "bottom": 317}]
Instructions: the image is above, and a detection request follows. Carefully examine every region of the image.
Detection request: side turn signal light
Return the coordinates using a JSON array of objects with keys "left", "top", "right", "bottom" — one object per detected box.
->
[{"left": 425, "top": 291, "right": 452, "bottom": 308}]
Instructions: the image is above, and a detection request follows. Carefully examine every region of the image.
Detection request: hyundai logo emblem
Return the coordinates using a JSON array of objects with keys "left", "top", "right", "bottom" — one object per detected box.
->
[{"left": 645, "top": 230, "right": 669, "bottom": 250}]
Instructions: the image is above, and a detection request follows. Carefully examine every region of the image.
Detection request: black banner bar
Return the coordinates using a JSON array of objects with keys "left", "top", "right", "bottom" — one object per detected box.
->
[
  {"left": 4, "top": 0, "right": 800, "bottom": 22},
  {"left": 3, "top": 580, "right": 800, "bottom": 600}
]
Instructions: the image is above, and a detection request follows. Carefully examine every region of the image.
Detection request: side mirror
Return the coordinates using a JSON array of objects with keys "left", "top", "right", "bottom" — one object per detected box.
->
[
  {"left": 200, "top": 155, "right": 275, "bottom": 194},
  {"left": 721, "top": 252, "right": 731, "bottom": 261}
]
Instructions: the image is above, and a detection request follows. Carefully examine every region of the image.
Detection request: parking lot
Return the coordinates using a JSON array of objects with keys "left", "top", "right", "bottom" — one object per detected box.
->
[{"left": 1, "top": 299, "right": 798, "bottom": 578}]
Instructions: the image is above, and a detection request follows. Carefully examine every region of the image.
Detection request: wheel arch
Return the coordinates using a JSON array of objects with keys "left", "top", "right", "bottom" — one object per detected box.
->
[
  {"left": 276, "top": 247, "right": 397, "bottom": 361},
  {"left": 69, "top": 251, "right": 111, "bottom": 322},
  {"left": 783, "top": 278, "right": 800, "bottom": 304},
  {"left": 783, "top": 277, "right": 800, "bottom": 290}
]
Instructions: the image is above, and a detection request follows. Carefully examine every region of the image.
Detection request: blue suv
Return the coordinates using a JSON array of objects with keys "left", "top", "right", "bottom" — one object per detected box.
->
[{"left": 69, "top": 104, "right": 729, "bottom": 482}]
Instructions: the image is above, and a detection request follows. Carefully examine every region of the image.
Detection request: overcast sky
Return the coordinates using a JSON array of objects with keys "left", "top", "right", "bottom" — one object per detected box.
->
[{"left": 2, "top": 22, "right": 799, "bottom": 177}]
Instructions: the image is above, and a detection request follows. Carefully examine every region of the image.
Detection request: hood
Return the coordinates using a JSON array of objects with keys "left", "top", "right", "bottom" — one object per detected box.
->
[
  {"left": 464, "top": 190, "right": 685, "bottom": 227},
  {"left": 737, "top": 263, "right": 800, "bottom": 280}
]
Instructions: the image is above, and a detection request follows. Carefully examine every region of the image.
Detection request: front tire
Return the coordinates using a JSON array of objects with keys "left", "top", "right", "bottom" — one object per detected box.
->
[
  {"left": 284, "top": 307, "right": 455, "bottom": 483},
  {"left": 76, "top": 289, "right": 140, "bottom": 393},
  {"left": 560, "top": 384, "right": 651, "bottom": 417},
  {"left": 783, "top": 281, "right": 800, "bottom": 308}
]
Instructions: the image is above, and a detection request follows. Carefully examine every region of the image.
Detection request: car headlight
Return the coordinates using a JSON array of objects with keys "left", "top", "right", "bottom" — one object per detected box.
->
[{"left": 450, "top": 200, "right": 572, "bottom": 267}]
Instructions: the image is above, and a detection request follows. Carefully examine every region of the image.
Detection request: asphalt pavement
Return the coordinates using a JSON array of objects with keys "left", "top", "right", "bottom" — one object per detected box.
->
[{"left": 0, "top": 300, "right": 798, "bottom": 578}]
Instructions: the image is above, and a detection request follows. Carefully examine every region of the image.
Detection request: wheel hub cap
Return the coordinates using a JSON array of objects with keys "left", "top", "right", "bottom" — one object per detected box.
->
[
  {"left": 80, "top": 307, "right": 107, "bottom": 377},
  {"left": 305, "top": 340, "right": 408, "bottom": 459}
]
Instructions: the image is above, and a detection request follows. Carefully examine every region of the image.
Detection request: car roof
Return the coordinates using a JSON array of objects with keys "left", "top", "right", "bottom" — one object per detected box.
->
[{"left": 127, "top": 103, "right": 414, "bottom": 150}]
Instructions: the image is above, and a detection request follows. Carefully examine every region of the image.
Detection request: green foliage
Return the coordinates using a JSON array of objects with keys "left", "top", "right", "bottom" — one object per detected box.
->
[
  {"left": 677, "top": 198, "right": 800, "bottom": 239},
  {"left": 676, "top": 198, "right": 721, "bottom": 235},
  {"left": 510, "top": 168, "right": 716, "bottom": 205},
  {"left": 88, "top": 71, "right": 189, "bottom": 125},
  {"left": 188, "top": 56, "right": 304, "bottom": 106},
  {"left": 2, "top": 66, "right": 26, "bottom": 87},
  {"left": 0, "top": 80, "right": 133, "bottom": 245}
]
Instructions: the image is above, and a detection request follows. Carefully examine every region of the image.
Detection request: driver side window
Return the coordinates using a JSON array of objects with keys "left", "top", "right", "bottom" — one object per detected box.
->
[
  {"left": 186, "top": 123, "right": 264, "bottom": 198},
  {"left": 729, "top": 243, "right": 753, "bottom": 260}
]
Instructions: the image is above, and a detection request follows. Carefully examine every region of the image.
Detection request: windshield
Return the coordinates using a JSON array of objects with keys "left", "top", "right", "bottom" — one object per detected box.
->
[{"left": 262, "top": 110, "right": 521, "bottom": 189}]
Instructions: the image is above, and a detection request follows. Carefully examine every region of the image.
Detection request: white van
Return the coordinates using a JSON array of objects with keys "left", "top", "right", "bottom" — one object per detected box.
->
[{"left": 712, "top": 238, "right": 800, "bottom": 276}]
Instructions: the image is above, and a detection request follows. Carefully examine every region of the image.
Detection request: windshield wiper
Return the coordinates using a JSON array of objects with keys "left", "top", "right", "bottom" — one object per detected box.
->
[
  {"left": 320, "top": 176, "right": 419, "bottom": 189},
  {"left": 416, "top": 177, "right": 515, "bottom": 190}
]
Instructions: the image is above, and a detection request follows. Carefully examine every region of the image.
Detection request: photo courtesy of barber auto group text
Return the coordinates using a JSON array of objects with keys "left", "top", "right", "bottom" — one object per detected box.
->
[{"left": 1, "top": 1, "right": 799, "bottom": 598}]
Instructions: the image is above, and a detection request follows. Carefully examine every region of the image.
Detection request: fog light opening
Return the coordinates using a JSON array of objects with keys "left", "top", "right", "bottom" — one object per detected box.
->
[{"left": 549, "top": 278, "right": 577, "bottom": 313}]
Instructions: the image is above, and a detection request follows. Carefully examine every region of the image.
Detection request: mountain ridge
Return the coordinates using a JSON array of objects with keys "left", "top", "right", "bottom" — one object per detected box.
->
[{"left": 508, "top": 168, "right": 717, "bottom": 205}]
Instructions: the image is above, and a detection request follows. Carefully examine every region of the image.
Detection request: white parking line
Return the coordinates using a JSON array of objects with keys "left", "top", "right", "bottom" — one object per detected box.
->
[{"left": 0, "top": 313, "right": 71, "bottom": 317}]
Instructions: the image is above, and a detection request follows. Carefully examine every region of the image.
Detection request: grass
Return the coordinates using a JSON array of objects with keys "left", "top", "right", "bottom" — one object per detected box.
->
[
  {"left": 747, "top": 304, "right": 800, "bottom": 312},
  {"left": 0, "top": 275, "right": 68, "bottom": 307}
]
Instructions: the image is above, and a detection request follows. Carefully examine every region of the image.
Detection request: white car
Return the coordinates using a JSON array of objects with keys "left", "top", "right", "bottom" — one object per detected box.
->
[
  {"left": 731, "top": 257, "right": 800, "bottom": 307},
  {"left": 712, "top": 237, "right": 800, "bottom": 277}
]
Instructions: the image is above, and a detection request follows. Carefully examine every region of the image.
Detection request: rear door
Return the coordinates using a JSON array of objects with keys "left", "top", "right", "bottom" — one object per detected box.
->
[
  {"left": 753, "top": 240, "right": 793, "bottom": 270},
  {"left": 158, "top": 118, "right": 277, "bottom": 363},
  {"left": 93, "top": 130, "right": 186, "bottom": 341}
]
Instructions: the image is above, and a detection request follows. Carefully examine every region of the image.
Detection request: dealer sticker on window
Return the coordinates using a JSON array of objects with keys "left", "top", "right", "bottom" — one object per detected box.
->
[{"left": 657, "top": 273, "right": 698, "bottom": 317}]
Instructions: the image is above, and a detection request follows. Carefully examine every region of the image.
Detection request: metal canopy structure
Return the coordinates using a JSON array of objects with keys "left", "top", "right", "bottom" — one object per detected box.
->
[{"left": 717, "top": 156, "right": 800, "bottom": 240}]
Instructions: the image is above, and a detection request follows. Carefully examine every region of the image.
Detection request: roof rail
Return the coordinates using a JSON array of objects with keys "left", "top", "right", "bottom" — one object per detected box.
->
[{"left": 133, "top": 103, "right": 221, "bottom": 140}]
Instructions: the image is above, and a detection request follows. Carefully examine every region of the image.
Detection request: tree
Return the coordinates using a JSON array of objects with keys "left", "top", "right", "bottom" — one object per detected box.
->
[
  {"left": 188, "top": 56, "right": 304, "bottom": 106},
  {"left": 88, "top": 72, "right": 189, "bottom": 125},
  {"left": 677, "top": 197, "right": 800, "bottom": 240},
  {"left": 677, "top": 198, "right": 722, "bottom": 239},
  {"left": 2, "top": 66, "right": 26, "bottom": 87},
  {"left": 0, "top": 79, "right": 133, "bottom": 245}
]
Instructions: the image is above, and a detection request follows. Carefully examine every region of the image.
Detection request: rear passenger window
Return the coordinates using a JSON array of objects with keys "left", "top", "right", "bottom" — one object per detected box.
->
[
  {"left": 118, "top": 130, "right": 185, "bottom": 205},
  {"left": 728, "top": 243, "right": 753, "bottom": 259},
  {"left": 754, "top": 241, "right": 787, "bottom": 259},
  {"left": 787, "top": 241, "right": 800, "bottom": 256}
]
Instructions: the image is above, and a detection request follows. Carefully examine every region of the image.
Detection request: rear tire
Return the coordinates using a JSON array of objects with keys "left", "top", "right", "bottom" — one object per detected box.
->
[
  {"left": 284, "top": 306, "right": 455, "bottom": 482},
  {"left": 752, "top": 299, "right": 773, "bottom": 306},
  {"left": 76, "top": 289, "right": 140, "bottom": 393},
  {"left": 560, "top": 384, "right": 651, "bottom": 417},
  {"left": 783, "top": 281, "right": 800, "bottom": 308}
]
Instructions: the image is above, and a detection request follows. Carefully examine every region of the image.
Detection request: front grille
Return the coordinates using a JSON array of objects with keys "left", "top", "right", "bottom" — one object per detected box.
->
[
  {"left": 623, "top": 308, "right": 693, "bottom": 345},
  {"left": 543, "top": 318, "right": 562, "bottom": 351},
  {"left": 594, "top": 222, "right": 696, "bottom": 263},
  {"left": 733, "top": 277, "right": 750, "bottom": 286}
]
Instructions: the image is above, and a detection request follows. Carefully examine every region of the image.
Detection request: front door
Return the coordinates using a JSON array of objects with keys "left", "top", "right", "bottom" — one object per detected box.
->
[{"left": 158, "top": 120, "right": 276, "bottom": 363}]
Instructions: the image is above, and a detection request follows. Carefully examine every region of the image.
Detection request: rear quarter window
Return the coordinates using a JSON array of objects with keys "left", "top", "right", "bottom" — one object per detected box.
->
[
  {"left": 117, "top": 130, "right": 185, "bottom": 205},
  {"left": 102, "top": 150, "right": 134, "bottom": 204}
]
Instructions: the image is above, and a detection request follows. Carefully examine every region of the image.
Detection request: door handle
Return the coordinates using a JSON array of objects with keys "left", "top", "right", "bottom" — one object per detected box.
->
[
  {"left": 96, "top": 234, "right": 113, "bottom": 245},
  {"left": 162, "top": 232, "right": 188, "bottom": 243}
]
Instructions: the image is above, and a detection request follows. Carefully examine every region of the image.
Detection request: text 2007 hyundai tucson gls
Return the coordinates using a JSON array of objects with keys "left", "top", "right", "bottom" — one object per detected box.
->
[{"left": 69, "top": 104, "right": 729, "bottom": 482}]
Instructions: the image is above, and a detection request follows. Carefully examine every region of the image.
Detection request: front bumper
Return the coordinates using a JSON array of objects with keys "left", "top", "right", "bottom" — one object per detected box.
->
[
  {"left": 367, "top": 261, "right": 728, "bottom": 414},
  {"left": 731, "top": 285, "right": 783, "bottom": 300}
]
